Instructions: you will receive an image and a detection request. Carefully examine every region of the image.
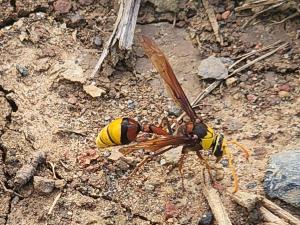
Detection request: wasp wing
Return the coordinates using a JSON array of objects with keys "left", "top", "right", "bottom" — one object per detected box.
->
[
  {"left": 119, "top": 135, "right": 196, "bottom": 155},
  {"left": 139, "top": 35, "right": 198, "bottom": 122}
]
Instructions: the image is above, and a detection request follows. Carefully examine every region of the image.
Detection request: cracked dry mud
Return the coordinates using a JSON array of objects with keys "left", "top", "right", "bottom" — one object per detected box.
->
[{"left": 1, "top": 1, "right": 300, "bottom": 225}]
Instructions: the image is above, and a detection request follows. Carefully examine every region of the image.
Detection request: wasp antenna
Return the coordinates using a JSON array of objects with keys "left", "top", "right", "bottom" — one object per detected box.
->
[
  {"left": 228, "top": 140, "right": 250, "bottom": 160},
  {"left": 223, "top": 146, "right": 238, "bottom": 193}
]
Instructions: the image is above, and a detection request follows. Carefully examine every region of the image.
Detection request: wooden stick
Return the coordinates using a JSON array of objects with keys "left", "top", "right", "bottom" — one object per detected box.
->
[
  {"left": 47, "top": 192, "right": 62, "bottom": 215},
  {"left": 202, "top": 0, "right": 223, "bottom": 45},
  {"left": 90, "top": 0, "right": 141, "bottom": 78},
  {"left": 235, "top": 0, "right": 285, "bottom": 12},
  {"left": 242, "top": 2, "right": 284, "bottom": 28},
  {"left": 262, "top": 198, "right": 300, "bottom": 225},
  {"left": 231, "top": 191, "right": 300, "bottom": 225},
  {"left": 200, "top": 170, "right": 232, "bottom": 225},
  {"left": 260, "top": 206, "right": 289, "bottom": 225}
]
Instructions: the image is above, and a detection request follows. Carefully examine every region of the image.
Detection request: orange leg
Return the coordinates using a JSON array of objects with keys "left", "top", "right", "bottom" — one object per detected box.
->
[
  {"left": 227, "top": 140, "right": 250, "bottom": 160},
  {"left": 223, "top": 146, "right": 238, "bottom": 193},
  {"left": 127, "top": 147, "right": 173, "bottom": 178},
  {"left": 195, "top": 151, "right": 213, "bottom": 182}
]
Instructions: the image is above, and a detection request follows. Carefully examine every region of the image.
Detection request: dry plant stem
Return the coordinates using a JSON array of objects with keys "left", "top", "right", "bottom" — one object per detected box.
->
[
  {"left": 234, "top": 40, "right": 282, "bottom": 60},
  {"left": 235, "top": 0, "right": 285, "bottom": 12},
  {"left": 272, "top": 11, "right": 300, "bottom": 24},
  {"left": 260, "top": 206, "right": 289, "bottom": 225},
  {"left": 171, "top": 41, "right": 287, "bottom": 129},
  {"left": 47, "top": 192, "right": 62, "bottom": 215},
  {"left": 48, "top": 162, "right": 57, "bottom": 179},
  {"left": 90, "top": 0, "right": 141, "bottom": 78},
  {"left": 242, "top": 2, "right": 284, "bottom": 28},
  {"left": 262, "top": 198, "right": 300, "bottom": 225},
  {"left": 200, "top": 170, "right": 233, "bottom": 225},
  {"left": 202, "top": 0, "right": 224, "bottom": 45},
  {"left": 0, "top": 180, "right": 24, "bottom": 198}
]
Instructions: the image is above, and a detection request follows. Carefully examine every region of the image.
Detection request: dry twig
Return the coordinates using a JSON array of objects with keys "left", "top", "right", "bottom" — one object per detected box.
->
[
  {"left": 0, "top": 180, "right": 24, "bottom": 198},
  {"left": 47, "top": 192, "right": 62, "bottom": 215},
  {"left": 242, "top": 2, "right": 285, "bottom": 28},
  {"left": 91, "top": 0, "right": 141, "bottom": 78},
  {"left": 262, "top": 198, "right": 300, "bottom": 225},
  {"left": 235, "top": 0, "right": 285, "bottom": 12},
  {"left": 202, "top": 0, "right": 224, "bottom": 45},
  {"left": 200, "top": 170, "right": 232, "bottom": 225},
  {"left": 231, "top": 191, "right": 300, "bottom": 225}
]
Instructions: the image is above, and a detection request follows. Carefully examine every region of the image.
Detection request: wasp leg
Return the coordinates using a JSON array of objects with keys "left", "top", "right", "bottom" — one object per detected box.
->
[
  {"left": 228, "top": 140, "right": 250, "bottom": 160},
  {"left": 159, "top": 117, "right": 173, "bottom": 135},
  {"left": 195, "top": 151, "right": 213, "bottom": 182},
  {"left": 127, "top": 146, "right": 173, "bottom": 178},
  {"left": 167, "top": 146, "right": 189, "bottom": 190},
  {"left": 223, "top": 146, "right": 238, "bottom": 193}
]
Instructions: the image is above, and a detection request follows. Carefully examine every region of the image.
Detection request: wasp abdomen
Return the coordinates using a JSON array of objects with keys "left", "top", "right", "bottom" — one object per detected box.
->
[{"left": 96, "top": 118, "right": 141, "bottom": 148}]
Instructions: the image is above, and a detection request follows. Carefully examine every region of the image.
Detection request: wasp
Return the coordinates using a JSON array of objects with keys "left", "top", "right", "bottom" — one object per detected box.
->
[{"left": 96, "top": 35, "right": 250, "bottom": 193}]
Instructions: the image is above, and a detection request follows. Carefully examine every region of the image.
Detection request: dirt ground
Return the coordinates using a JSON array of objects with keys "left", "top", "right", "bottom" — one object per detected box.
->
[{"left": 0, "top": 0, "right": 300, "bottom": 225}]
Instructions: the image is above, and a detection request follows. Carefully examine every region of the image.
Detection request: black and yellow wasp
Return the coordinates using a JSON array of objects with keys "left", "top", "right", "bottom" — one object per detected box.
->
[{"left": 96, "top": 35, "right": 249, "bottom": 192}]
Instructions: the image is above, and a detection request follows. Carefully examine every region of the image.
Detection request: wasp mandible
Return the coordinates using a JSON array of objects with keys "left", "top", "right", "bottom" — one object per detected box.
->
[{"left": 96, "top": 35, "right": 250, "bottom": 193}]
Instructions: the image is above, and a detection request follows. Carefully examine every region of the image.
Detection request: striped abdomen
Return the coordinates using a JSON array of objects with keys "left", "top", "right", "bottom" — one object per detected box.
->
[{"left": 96, "top": 118, "right": 141, "bottom": 148}]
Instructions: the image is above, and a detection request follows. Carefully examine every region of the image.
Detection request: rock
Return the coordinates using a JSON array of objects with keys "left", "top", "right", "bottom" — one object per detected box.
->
[
  {"left": 104, "top": 115, "right": 111, "bottom": 121},
  {"left": 278, "top": 91, "right": 289, "bottom": 98},
  {"left": 57, "top": 60, "right": 85, "bottom": 83},
  {"left": 164, "top": 202, "right": 178, "bottom": 220},
  {"left": 148, "top": 0, "right": 179, "bottom": 13},
  {"left": 215, "top": 170, "right": 224, "bottom": 181},
  {"left": 77, "top": 149, "right": 100, "bottom": 168},
  {"left": 83, "top": 85, "right": 106, "bottom": 98},
  {"left": 198, "top": 56, "right": 228, "bottom": 80},
  {"left": 278, "top": 84, "right": 291, "bottom": 92},
  {"left": 127, "top": 99, "right": 135, "bottom": 109},
  {"left": 108, "top": 147, "right": 123, "bottom": 161},
  {"left": 225, "top": 77, "right": 237, "bottom": 86},
  {"left": 54, "top": 179, "right": 66, "bottom": 189},
  {"left": 162, "top": 146, "right": 183, "bottom": 165},
  {"left": 16, "top": 64, "right": 29, "bottom": 76},
  {"left": 33, "top": 176, "right": 55, "bottom": 194},
  {"left": 54, "top": 0, "right": 72, "bottom": 14},
  {"left": 94, "top": 36, "right": 102, "bottom": 47},
  {"left": 247, "top": 94, "right": 258, "bottom": 103},
  {"left": 221, "top": 11, "right": 231, "bottom": 20},
  {"left": 67, "top": 13, "right": 86, "bottom": 28},
  {"left": 246, "top": 182, "right": 257, "bottom": 189},
  {"left": 167, "top": 105, "right": 182, "bottom": 117},
  {"left": 198, "top": 211, "right": 213, "bottom": 225},
  {"left": 264, "top": 150, "right": 300, "bottom": 208}
]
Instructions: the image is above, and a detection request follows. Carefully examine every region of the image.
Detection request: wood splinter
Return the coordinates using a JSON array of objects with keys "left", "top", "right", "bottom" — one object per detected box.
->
[
  {"left": 231, "top": 191, "right": 300, "bottom": 225},
  {"left": 200, "top": 169, "right": 232, "bottom": 225}
]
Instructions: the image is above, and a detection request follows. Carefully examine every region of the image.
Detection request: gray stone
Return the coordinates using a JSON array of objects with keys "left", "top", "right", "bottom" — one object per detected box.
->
[
  {"left": 198, "top": 211, "right": 213, "bottom": 225},
  {"left": 33, "top": 176, "right": 55, "bottom": 194},
  {"left": 198, "top": 56, "right": 228, "bottom": 80},
  {"left": 264, "top": 150, "right": 300, "bottom": 208}
]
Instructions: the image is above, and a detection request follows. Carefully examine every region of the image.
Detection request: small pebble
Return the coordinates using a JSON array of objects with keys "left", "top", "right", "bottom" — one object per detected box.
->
[
  {"left": 104, "top": 115, "right": 111, "bottom": 121},
  {"left": 278, "top": 91, "right": 289, "bottom": 98},
  {"left": 94, "top": 36, "right": 102, "bottom": 47},
  {"left": 198, "top": 211, "right": 213, "bottom": 225},
  {"left": 246, "top": 182, "right": 257, "bottom": 189},
  {"left": 221, "top": 11, "right": 231, "bottom": 20},
  {"left": 16, "top": 64, "right": 29, "bottom": 76}
]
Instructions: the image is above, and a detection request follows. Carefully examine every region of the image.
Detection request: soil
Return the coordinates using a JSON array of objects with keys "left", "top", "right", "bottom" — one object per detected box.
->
[{"left": 0, "top": 1, "right": 300, "bottom": 225}]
